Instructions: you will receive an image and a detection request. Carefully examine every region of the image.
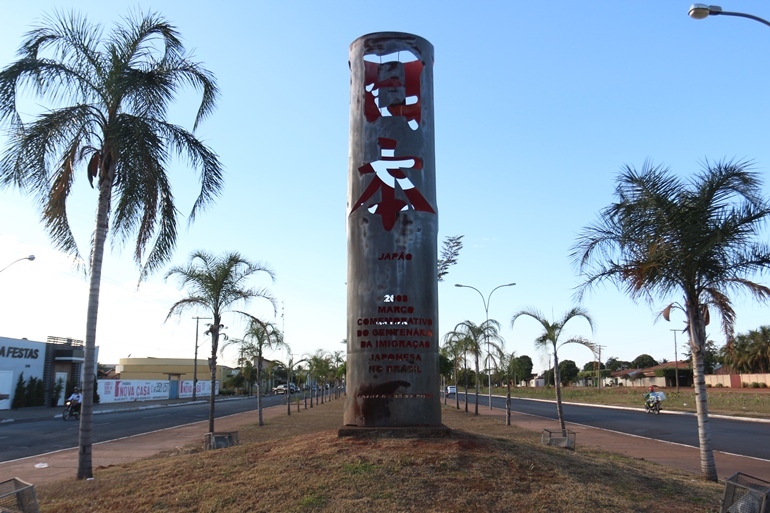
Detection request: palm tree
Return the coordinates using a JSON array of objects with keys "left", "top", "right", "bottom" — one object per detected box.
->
[
  {"left": 0, "top": 11, "right": 221, "bottom": 479},
  {"left": 441, "top": 330, "right": 464, "bottom": 410},
  {"left": 308, "top": 350, "right": 331, "bottom": 405},
  {"left": 511, "top": 307, "right": 594, "bottom": 436},
  {"left": 726, "top": 326, "right": 770, "bottom": 374},
  {"left": 445, "top": 320, "right": 503, "bottom": 415},
  {"left": 222, "top": 319, "right": 285, "bottom": 426},
  {"left": 166, "top": 251, "right": 276, "bottom": 434},
  {"left": 329, "top": 350, "right": 345, "bottom": 399},
  {"left": 498, "top": 350, "right": 518, "bottom": 426},
  {"left": 572, "top": 160, "right": 770, "bottom": 482}
]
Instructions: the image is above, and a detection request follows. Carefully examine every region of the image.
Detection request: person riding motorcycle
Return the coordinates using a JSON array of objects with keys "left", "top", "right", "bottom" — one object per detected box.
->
[
  {"left": 644, "top": 385, "right": 661, "bottom": 411},
  {"left": 67, "top": 387, "right": 83, "bottom": 416}
]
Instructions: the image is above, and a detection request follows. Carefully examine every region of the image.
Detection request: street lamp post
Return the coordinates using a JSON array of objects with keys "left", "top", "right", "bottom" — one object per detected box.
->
[
  {"left": 688, "top": 4, "right": 770, "bottom": 28},
  {"left": 455, "top": 282, "right": 516, "bottom": 409},
  {"left": 0, "top": 255, "right": 35, "bottom": 273}
]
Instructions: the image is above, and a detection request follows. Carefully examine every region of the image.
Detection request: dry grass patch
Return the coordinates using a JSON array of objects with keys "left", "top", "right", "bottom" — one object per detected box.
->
[{"left": 36, "top": 397, "right": 722, "bottom": 512}]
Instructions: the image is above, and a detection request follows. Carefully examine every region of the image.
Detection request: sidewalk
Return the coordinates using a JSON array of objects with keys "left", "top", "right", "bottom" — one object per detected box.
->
[{"left": 2, "top": 396, "right": 769, "bottom": 487}]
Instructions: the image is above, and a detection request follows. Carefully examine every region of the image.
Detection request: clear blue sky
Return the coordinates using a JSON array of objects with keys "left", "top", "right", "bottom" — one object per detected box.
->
[{"left": 2, "top": 1, "right": 770, "bottom": 374}]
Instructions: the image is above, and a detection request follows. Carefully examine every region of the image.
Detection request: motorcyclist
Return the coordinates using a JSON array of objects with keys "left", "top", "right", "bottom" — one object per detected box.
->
[
  {"left": 67, "top": 387, "right": 83, "bottom": 415},
  {"left": 644, "top": 385, "right": 660, "bottom": 409}
]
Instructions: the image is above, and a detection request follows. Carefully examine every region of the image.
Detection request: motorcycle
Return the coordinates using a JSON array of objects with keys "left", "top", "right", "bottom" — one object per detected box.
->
[
  {"left": 644, "top": 391, "right": 665, "bottom": 414},
  {"left": 62, "top": 399, "right": 80, "bottom": 421}
]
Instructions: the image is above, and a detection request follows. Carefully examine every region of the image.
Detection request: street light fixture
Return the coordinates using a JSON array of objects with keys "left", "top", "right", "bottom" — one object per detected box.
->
[
  {"left": 688, "top": 4, "right": 770, "bottom": 28},
  {"left": 0, "top": 254, "right": 35, "bottom": 273},
  {"left": 455, "top": 282, "right": 516, "bottom": 410}
]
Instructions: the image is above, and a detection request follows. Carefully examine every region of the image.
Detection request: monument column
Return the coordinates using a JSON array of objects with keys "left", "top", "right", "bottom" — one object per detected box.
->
[{"left": 343, "top": 32, "right": 440, "bottom": 428}]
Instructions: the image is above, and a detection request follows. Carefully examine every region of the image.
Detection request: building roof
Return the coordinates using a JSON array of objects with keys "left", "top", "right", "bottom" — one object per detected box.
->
[{"left": 611, "top": 360, "right": 687, "bottom": 378}]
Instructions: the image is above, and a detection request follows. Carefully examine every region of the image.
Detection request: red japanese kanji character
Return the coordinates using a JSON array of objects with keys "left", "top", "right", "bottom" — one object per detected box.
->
[
  {"left": 363, "top": 51, "right": 423, "bottom": 130},
  {"left": 351, "top": 138, "right": 435, "bottom": 231}
]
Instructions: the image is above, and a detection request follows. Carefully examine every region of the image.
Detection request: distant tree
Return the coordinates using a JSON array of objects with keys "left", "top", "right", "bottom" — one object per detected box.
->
[
  {"left": 441, "top": 331, "right": 464, "bottom": 410},
  {"left": 582, "top": 360, "right": 606, "bottom": 372},
  {"left": 722, "top": 328, "right": 770, "bottom": 374},
  {"left": 12, "top": 373, "right": 25, "bottom": 409},
  {"left": 444, "top": 320, "right": 503, "bottom": 415},
  {"left": 437, "top": 235, "right": 464, "bottom": 281},
  {"left": 224, "top": 318, "right": 285, "bottom": 426},
  {"left": 438, "top": 352, "right": 454, "bottom": 388},
  {"left": 605, "top": 357, "right": 630, "bottom": 372},
  {"left": 631, "top": 354, "right": 658, "bottom": 369},
  {"left": 515, "top": 355, "right": 534, "bottom": 385},
  {"left": 559, "top": 360, "right": 580, "bottom": 385}
]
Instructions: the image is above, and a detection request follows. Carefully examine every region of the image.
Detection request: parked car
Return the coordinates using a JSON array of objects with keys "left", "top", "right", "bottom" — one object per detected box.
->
[
  {"left": 272, "top": 384, "right": 298, "bottom": 394},
  {"left": 445, "top": 385, "right": 457, "bottom": 395}
]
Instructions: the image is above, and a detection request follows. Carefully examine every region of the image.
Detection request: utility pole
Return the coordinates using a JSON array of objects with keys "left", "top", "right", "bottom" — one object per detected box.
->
[
  {"left": 592, "top": 344, "right": 603, "bottom": 389},
  {"left": 193, "top": 316, "right": 212, "bottom": 401},
  {"left": 670, "top": 329, "right": 680, "bottom": 392}
]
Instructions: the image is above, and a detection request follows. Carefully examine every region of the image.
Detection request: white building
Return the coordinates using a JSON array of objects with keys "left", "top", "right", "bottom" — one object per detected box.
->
[{"left": 0, "top": 336, "right": 93, "bottom": 410}]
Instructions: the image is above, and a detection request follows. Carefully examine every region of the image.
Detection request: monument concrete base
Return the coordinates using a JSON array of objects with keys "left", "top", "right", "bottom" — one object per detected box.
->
[{"left": 337, "top": 425, "right": 451, "bottom": 438}]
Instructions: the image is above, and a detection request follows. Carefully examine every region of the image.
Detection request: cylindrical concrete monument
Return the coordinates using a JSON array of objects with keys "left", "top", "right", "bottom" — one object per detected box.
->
[{"left": 343, "top": 32, "right": 440, "bottom": 428}]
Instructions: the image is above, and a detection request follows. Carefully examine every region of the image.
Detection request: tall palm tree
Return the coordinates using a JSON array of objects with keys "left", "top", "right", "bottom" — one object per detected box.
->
[
  {"left": 445, "top": 320, "right": 503, "bottom": 415},
  {"left": 166, "top": 251, "right": 276, "bottom": 434},
  {"left": 511, "top": 307, "right": 594, "bottom": 435},
  {"left": 572, "top": 160, "right": 770, "bottom": 482},
  {"left": 0, "top": 11, "right": 221, "bottom": 479}
]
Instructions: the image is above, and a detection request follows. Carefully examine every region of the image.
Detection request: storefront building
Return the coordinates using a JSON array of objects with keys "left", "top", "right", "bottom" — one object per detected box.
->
[{"left": 0, "top": 336, "right": 90, "bottom": 410}]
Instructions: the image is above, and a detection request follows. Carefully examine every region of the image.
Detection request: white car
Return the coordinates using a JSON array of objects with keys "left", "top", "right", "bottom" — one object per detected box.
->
[
  {"left": 445, "top": 385, "right": 457, "bottom": 395},
  {"left": 273, "top": 384, "right": 297, "bottom": 394}
]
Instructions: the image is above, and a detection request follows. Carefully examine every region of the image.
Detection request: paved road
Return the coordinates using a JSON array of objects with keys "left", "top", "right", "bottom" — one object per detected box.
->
[
  {"left": 0, "top": 394, "right": 290, "bottom": 462},
  {"left": 448, "top": 393, "right": 770, "bottom": 460}
]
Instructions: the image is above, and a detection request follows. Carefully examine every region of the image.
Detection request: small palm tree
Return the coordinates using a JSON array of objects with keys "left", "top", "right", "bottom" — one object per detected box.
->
[
  {"left": 445, "top": 320, "right": 503, "bottom": 415},
  {"left": 441, "top": 330, "right": 464, "bottom": 410},
  {"left": 572, "top": 160, "right": 770, "bottom": 481},
  {"left": 511, "top": 307, "right": 594, "bottom": 435},
  {"left": 496, "top": 350, "right": 518, "bottom": 425},
  {"left": 166, "top": 251, "right": 276, "bottom": 433},
  {"left": 0, "top": 11, "right": 221, "bottom": 480},
  {"left": 222, "top": 318, "right": 285, "bottom": 426}
]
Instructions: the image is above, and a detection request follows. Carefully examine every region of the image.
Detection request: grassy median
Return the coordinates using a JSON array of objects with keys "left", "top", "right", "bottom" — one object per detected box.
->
[{"left": 36, "top": 395, "right": 724, "bottom": 513}]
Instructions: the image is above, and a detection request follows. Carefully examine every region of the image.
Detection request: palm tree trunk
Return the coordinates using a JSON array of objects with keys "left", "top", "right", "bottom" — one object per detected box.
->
[
  {"left": 208, "top": 322, "right": 221, "bottom": 434},
  {"left": 464, "top": 353, "right": 469, "bottom": 412},
  {"left": 257, "top": 351, "right": 264, "bottom": 426},
  {"left": 474, "top": 353, "right": 480, "bottom": 416},
  {"left": 506, "top": 381, "right": 511, "bottom": 426},
  {"left": 77, "top": 168, "right": 114, "bottom": 480},
  {"left": 553, "top": 348, "right": 566, "bottom": 436},
  {"left": 689, "top": 311, "right": 718, "bottom": 481},
  {"left": 454, "top": 361, "right": 460, "bottom": 410}
]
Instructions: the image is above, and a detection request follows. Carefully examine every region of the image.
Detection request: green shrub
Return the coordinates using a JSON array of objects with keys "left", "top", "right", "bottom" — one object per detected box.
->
[
  {"left": 715, "top": 383, "right": 724, "bottom": 387},
  {"left": 11, "top": 373, "right": 25, "bottom": 409}
]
